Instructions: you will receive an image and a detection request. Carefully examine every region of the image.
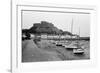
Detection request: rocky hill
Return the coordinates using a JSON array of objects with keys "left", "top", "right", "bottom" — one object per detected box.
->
[{"left": 28, "top": 21, "right": 72, "bottom": 35}]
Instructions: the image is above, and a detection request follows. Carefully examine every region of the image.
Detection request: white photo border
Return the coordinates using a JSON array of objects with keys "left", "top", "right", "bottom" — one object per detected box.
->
[{"left": 11, "top": 2, "right": 97, "bottom": 73}]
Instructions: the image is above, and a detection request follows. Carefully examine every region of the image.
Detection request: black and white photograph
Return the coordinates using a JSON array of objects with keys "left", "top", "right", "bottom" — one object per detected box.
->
[
  {"left": 22, "top": 10, "right": 90, "bottom": 62},
  {"left": 9, "top": 0, "right": 98, "bottom": 73}
]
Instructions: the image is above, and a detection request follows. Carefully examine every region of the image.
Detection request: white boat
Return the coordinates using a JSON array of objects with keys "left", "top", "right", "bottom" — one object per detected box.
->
[
  {"left": 73, "top": 48, "right": 84, "bottom": 54},
  {"left": 65, "top": 18, "right": 84, "bottom": 54},
  {"left": 55, "top": 42, "right": 63, "bottom": 46}
]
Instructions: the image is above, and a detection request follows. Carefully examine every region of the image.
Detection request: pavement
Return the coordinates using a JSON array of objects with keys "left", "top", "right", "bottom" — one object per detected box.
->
[{"left": 22, "top": 39, "right": 90, "bottom": 62}]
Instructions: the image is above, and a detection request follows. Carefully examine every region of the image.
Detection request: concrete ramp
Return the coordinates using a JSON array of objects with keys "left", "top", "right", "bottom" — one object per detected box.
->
[{"left": 22, "top": 40, "right": 61, "bottom": 62}]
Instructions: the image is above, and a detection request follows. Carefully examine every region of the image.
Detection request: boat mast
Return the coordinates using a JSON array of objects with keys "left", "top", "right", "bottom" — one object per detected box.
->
[
  {"left": 77, "top": 25, "right": 80, "bottom": 48},
  {"left": 78, "top": 25, "right": 80, "bottom": 47},
  {"left": 79, "top": 26, "right": 80, "bottom": 38},
  {"left": 71, "top": 18, "right": 73, "bottom": 38},
  {"left": 70, "top": 18, "right": 73, "bottom": 41}
]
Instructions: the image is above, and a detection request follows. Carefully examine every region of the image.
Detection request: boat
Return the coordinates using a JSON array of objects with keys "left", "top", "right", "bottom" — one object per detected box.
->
[
  {"left": 64, "top": 18, "right": 84, "bottom": 54},
  {"left": 72, "top": 25, "right": 84, "bottom": 54},
  {"left": 73, "top": 48, "right": 84, "bottom": 54}
]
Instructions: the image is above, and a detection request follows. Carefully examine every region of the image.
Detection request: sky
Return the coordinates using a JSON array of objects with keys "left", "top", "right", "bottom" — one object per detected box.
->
[{"left": 22, "top": 11, "right": 90, "bottom": 37}]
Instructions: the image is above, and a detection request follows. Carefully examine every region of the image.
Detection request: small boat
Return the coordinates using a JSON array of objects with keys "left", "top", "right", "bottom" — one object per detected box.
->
[
  {"left": 55, "top": 42, "right": 63, "bottom": 46},
  {"left": 73, "top": 48, "right": 84, "bottom": 54},
  {"left": 63, "top": 44, "right": 77, "bottom": 50}
]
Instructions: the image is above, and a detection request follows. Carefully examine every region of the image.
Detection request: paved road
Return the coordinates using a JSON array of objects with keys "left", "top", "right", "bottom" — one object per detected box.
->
[
  {"left": 22, "top": 40, "right": 62, "bottom": 62},
  {"left": 22, "top": 39, "right": 90, "bottom": 62}
]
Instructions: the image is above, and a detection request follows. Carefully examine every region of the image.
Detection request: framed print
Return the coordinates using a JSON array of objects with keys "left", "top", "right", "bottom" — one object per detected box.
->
[{"left": 11, "top": 0, "right": 97, "bottom": 73}]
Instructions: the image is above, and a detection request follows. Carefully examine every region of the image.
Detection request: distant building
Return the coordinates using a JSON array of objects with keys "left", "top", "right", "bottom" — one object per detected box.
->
[
  {"left": 22, "top": 33, "right": 27, "bottom": 38},
  {"left": 30, "top": 34, "right": 35, "bottom": 39},
  {"left": 40, "top": 34, "right": 72, "bottom": 39},
  {"left": 72, "top": 35, "right": 77, "bottom": 38},
  {"left": 41, "top": 34, "right": 48, "bottom": 39}
]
